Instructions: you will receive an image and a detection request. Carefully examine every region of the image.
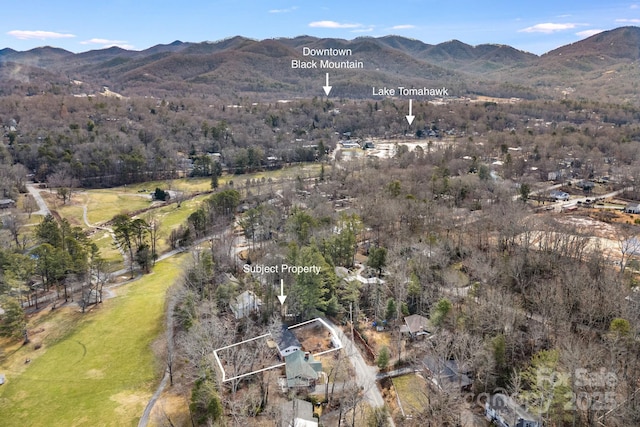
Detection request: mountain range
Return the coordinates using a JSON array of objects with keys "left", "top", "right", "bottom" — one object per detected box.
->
[{"left": 1, "top": 26, "right": 639, "bottom": 103}]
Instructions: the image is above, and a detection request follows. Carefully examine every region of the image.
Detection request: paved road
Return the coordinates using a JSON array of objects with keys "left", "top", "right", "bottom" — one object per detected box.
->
[
  {"left": 138, "top": 371, "right": 170, "bottom": 427},
  {"left": 323, "top": 318, "right": 395, "bottom": 426},
  {"left": 324, "top": 318, "right": 383, "bottom": 407},
  {"left": 558, "top": 186, "right": 632, "bottom": 210},
  {"left": 138, "top": 293, "right": 177, "bottom": 427},
  {"left": 26, "top": 183, "right": 50, "bottom": 216}
]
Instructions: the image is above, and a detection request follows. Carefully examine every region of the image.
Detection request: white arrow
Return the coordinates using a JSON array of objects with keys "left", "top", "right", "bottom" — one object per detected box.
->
[
  {"left": 277, "top": 279, "right": 287, "bottom": 305},
  {"left": 406, "top": 99, "right": 415, "bottom": 125},
  {"left": 323, "top": 73, "right": 332, "bottom": 96}
]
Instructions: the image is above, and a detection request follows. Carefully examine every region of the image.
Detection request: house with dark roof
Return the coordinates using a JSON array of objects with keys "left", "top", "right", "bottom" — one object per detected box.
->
[
  {"left": 277, "top": 326, "right": 302, "bottom": 358},
  {"left": 284, "top": 350, "right": 322, "bottom": 389},
  {"left": 485, "top": 393, "right": 541, "bottom": 427},
  {"left": 423, "top": 356, "right": 473, "bottom": 392},
  {"left": 280, "top": 398, "right": 318, "bottom": 427},
  {"left": 361, "top": 140, "right": 375, "bottom": 150},
  {"left": 576, "top": 180, "right": 595, "bottom": 192}
]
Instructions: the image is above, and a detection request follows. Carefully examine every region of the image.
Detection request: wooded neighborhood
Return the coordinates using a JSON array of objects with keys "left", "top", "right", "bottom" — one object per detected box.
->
[{"left": 2, "top": 21, "right": 640, "bottom": 427}]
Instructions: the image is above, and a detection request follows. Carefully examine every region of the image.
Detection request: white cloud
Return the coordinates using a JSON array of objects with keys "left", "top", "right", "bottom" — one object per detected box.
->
[
  {"left": 309, "top": 20, "right": 362, "bottom": 29},
  {"left": 269, "top": 6, "right": 298, "bottom": 13},
  {"left": 80, "top": 38, "right": 133, "bottom": 49},
  {"left": 631, "top": 4, "right": 639, "bottom": 9},
  {"left": 518, "top": 23, "right": 582, "bottom": 34},
  {"left": 576, "top": 29, "right": 604, "bottom": 38},
  {"left": 616, "top": 18, "right": 640, "bottom": 23},
  {"left": 81, "top": 38, "right": 121, "bottom": 45},
  {"left": 7, "top": 30, "right": 75, "bottom": 40},
  {"left": 390, "top": 24, "right": 416, "bottom": 30},
  {"left": 351, "top": 27, "right": 374, "bottom": 33}
]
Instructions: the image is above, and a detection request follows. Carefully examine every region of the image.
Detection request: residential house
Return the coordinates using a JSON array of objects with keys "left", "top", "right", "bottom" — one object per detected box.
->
[
  {"left": 549, "top": 190, "right": 569, "bottom": 201},
  {"left": 361, "top": 141, "right": 375, "bottom": 150},
  {"left": 625, "top": 203, "right": 640, "bottom": 214},
  {"left": 401, "top": 314, "right": 433, "bottom": 339},
  {"left": 229, "top": 290, "right": 262, "bottom": 319},
  {"left": 485, "top": 393, "right": 541, "bottom": 427},
  {"left": 423, "top": 356, "right": 473, "bottom": 392},
  {"left": 576, "top": 180, "right": 595, "bottom": 192},
  {"left": 547, "top": 171, "right": 561, "bottom": 181},
  {"left": 280, "top": 398, "right": 318, "bottom": 427},
  {"left": 285, "top": 350, "right": 322, "bottom": 389},
  {"left": 266, "top": 155, "right": 280, "bottom": 168},
  {"left": 344, "top": 274, "right": 385, "bottom": 287},
  {"left": 277, "top": 326, "right": 302, "bottom": 358},
  {"left": 339, "top": 141, "right": 360, "bottom": 149},
  {"left": 0, "top": 199, "right": 15, "bottom": 209}
]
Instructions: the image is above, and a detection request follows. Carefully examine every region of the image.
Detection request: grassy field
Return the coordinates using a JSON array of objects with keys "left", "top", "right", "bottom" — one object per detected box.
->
[
  {"left": 0, "top": 255, "right": 185, "bottom": 427},
  {"left": 149, "top": 194, "right": 210, "bottom": 253},
  {"left": 83, "top": 191, "right": 153, "bottom": 225},
  {"left": 391, "top": 374, "right": 430, "bottom": 417},
  {"left": 91, "top": 229, "right": 124, "bottom": 269},
  {"left": 44, "top": 164, "right": 324, "bottom": 230},
  {"left": 110, "top": 178, "right": 209, "bottom": 195},
  {"left": 118, "top": 164, "right": 323, "bottom": 194},
  {"left": 44, "top": 191, "right": 89, "bottom": 228}
]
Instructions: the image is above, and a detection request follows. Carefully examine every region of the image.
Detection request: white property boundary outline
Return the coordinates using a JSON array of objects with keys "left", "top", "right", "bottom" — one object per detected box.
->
[{"left": 213, "top": 317, "right": 343, "bottom": 383}]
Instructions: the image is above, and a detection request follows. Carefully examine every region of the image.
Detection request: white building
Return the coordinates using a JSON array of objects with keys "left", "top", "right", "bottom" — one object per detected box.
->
[{"left": 229, "top": 290, "right": 262, "bottom": 319}]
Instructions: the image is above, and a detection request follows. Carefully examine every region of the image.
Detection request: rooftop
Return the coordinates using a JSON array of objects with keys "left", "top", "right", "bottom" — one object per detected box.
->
[
  {"left": 423, "top": 356, "right": 473, "bottom": 390},
  {"left": 285, "top": 350, "right": 322, "bottom": 388},
  {"left": 278, "top": 326, "right": 302, "bottom": 351},
  {"left": 280, "top": 398, "right": 317, "bottom": 427},
  {"left": 402, "top": 314, "right": 433, "bottom": 335}
]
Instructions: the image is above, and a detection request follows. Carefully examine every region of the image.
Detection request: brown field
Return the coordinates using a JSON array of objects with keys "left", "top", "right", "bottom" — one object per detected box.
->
[{"left": 293, "top": 320, "right": 335, "bottom": 353}]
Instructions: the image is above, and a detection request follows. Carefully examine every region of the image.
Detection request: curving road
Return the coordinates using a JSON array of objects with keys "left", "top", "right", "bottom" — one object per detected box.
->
[
  {"left": 138, "top": 292, "right": 177, "bottom": 427},
  {"left": 26, "top": 183, "right": 50, "bottom": 216},
  {"left": 323, "top": 318, "right": 395, "bottom": 426}
]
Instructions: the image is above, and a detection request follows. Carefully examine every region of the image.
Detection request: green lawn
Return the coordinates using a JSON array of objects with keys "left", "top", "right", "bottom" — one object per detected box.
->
[
  {"left": 85, "top": 190, "right": 153, "bottom": 225},
  {"left": 108, "top": 178, "right": 210, "bottom": 195},
  {"left": 89, "top": 229, "right": 123, "bottom": 269},
  {"left": 148, "top": 194, "right": 210, "bottom": 253},
  {"left": 40, "top": 191, "right": 85, "bottom": 224},
  {"left": 0, "top": 255, "right": 184, "bottom": 427}
]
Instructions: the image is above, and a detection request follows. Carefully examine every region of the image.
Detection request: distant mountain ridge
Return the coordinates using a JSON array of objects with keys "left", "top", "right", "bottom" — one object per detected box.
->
[{"left": 1, "top": 26, "right": 639, "bottom": 102}]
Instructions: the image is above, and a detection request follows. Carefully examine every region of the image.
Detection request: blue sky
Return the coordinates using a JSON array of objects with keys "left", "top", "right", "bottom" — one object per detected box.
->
[{"left": 2, "top": 0, "right": 640, "bottom": 55}]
